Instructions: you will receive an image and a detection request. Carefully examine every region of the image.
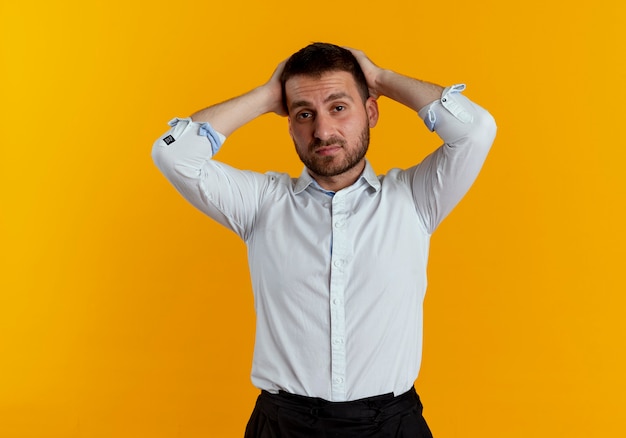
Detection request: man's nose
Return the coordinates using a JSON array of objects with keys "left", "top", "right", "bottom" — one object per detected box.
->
[{"left": 313, "top": 113, "right": 334, "bottom": 141}]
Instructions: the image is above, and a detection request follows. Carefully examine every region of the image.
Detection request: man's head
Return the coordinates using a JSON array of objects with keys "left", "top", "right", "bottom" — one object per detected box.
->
[
  {"left": 280, "top": 43, "right": 369, "bottom": 112},
  {"left": 281, "top": 43, "right": 378, "bottom": 189}
]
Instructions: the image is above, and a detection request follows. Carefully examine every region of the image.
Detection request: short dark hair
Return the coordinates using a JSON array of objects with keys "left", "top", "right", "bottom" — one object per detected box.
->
[{"left": 280, "top": 42, "right": 369, "bottom": 112}]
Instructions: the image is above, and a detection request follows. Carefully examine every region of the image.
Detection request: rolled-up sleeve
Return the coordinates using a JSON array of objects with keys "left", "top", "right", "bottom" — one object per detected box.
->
[
  {"left": 407, "top": 85, "right": 497, "bottom": 233},
  {"left": 152, "top": 118, "right": 269, "bottom": 240},
  {"left": 152, "top": 117, "right": 224, "bottom": 174}
]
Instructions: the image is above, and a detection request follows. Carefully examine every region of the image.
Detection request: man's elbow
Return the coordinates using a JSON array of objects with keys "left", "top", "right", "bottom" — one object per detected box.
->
[
  {"left": 470, "top": 107, "right": 497, "bottom": 153},
  {"left": 151, "top": 138, "right": 178, "bottom": 178}
]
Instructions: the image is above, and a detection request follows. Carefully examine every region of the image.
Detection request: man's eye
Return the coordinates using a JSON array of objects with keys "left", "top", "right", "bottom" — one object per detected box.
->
[
  {"left": 334, "top": 105, "right": 345, "bottom": 112},
  {"left": 297, "top": 112, "right": 312, "bottom": 119}
]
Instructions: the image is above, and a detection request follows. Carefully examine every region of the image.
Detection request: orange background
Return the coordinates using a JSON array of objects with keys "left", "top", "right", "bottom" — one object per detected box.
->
[{"left": 1, "top": 1, "right": 625, "bottom": 437}]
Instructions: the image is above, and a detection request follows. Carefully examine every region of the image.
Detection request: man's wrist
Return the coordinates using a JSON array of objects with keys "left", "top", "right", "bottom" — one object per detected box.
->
[
  {"left": 373, "top": 69, "right": 401, "bottom": 100},
  {"left": 256, "top": 82, "right": 284, "bottom": 116}
]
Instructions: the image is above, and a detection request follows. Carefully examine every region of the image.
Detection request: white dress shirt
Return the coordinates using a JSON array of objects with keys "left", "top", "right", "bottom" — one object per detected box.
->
[{"left": 152, "top": 85, "right": 496, "bottom": 402}]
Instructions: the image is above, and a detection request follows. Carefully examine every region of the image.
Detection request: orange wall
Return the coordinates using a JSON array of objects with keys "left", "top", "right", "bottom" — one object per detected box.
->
[{"left": 1, "top": 1, "right": 625, "bottom": 437}]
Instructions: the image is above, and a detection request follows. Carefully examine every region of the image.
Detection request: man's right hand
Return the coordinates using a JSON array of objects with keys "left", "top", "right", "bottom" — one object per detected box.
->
[
  {"left": 261, "top": 59, "right": 287, "bottom": 117},
  {"left": 190, "top": 58, "right": 287, "bottom": 137}
]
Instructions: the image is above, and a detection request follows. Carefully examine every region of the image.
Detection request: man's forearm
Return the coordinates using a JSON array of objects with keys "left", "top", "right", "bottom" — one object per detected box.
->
[
  {"left": 190, "top": 85, "right": 276, "bottom": 137},
  {"left": 375, "top": 69, "right": 444, "bottom": 113},
  {"left": 190, "top": 60, "right": 285, "bottom": 137},
  {"left": 347, "top": 49, "right": 443, "bottom": 112}
]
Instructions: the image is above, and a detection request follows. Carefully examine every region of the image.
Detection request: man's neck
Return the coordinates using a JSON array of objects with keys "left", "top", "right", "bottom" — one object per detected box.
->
[{"left": 308, "top": 160, "right": 366, "bottom": 192}]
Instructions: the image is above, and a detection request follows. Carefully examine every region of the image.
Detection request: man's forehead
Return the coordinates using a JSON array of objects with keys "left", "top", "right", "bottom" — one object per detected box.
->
[
  {"left": 285, "top": 71, "right": 358, "bottom": 103},
  {"left": 285, "top": 70, "right": 355, "bottom": 86}
]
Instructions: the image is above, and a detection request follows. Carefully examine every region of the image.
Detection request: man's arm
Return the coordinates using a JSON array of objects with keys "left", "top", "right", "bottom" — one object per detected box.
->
[
  {"left": 151, "top": 61, "right": 287, "bottom": 239},
  {"left": 189, "top": 60, "right": 286, "bottom": 136},
  {"left": 348, "top": 48, "right": 443, "bottom": 112},
  {"left": 349, "top": 48, "right": 497, "bottom": 233}
]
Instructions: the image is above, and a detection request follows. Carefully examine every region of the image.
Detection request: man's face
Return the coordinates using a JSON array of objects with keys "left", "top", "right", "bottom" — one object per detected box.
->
[{"left": 285, "top": 71, "right": 378, "bottom": 179}]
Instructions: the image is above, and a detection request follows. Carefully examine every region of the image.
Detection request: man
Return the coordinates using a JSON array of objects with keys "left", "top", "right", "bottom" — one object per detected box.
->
[{"left": 152, "top": 43, "right": 496, "bottom": 437}]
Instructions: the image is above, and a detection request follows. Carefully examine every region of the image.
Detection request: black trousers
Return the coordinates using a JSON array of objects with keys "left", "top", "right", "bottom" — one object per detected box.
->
[{"left": 244, "top": 387, "right": 434, "bottom": 437}]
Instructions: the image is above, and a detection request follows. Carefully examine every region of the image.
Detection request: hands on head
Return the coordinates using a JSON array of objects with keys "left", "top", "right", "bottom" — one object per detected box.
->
[
  {"left": 343, "top": 47, "right": 384, "bottom": 100},
  {"left": 263, "top": 59, "right": 288, "bottom": 117},
  {"left": 263, "top": 46, "right": 384, "bottom": 118},
  {"left": 191, "top": 43, "right": 436, "bottom": 137}
]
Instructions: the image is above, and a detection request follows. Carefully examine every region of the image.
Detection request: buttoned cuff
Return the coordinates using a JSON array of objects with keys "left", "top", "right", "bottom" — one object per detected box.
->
[
  {"left": 418, "top": 84, "right": 473, "bottom": 132},
  {"left": 164, "top": 117, "right": 227, "bottom": 156}
]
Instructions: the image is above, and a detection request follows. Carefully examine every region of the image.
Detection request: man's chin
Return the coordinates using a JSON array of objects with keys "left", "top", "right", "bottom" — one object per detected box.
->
[{"left": 307, "top": 158, "right": 364, "bottom": 178}]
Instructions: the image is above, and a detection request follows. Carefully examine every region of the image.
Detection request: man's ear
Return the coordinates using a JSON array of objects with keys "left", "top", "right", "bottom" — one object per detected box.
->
[{"left": 366, "top": 97, "right": 379, "bottom": 128}]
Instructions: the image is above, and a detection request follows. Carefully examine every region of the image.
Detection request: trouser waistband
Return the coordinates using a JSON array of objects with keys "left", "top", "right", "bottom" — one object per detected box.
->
[{"left": 259, "top": 387, "right": 420, "bottom": 421}]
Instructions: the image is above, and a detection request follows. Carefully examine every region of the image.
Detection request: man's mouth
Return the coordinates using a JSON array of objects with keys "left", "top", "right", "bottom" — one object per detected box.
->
[{"left": 314, "top": 145, "right": 342, "bottom": 156}]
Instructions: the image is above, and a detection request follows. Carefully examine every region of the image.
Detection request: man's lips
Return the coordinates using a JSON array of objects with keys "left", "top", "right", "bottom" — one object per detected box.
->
[{"left": 314, "top": 145, "right": 342, "bottom": 156}]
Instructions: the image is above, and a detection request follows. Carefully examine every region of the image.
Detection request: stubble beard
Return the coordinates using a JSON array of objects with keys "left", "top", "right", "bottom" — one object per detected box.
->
[{"left": 296, "top": 126, "right": 370, "bottom": 178}]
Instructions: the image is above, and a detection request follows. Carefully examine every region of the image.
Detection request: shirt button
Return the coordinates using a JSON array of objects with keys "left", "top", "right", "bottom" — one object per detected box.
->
[
  {"left": 333, "top": 260, "right": 343, "bottom": 268},
  {"left": 334, "top": 221, "right": 344, "bottom": 228},
  {"left": 334, "top": 377, "right": 344, "bottom": 384},
  {"left": 333, "top": 338, "right": 344, "bottom": 345},
  {"left": 332, "top": 298, "right": 341, "bottom": 305}
]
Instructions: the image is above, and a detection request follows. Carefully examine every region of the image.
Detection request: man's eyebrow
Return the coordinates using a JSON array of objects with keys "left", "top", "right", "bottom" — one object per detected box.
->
[
  {"left": 290, "top": 100, "right": 311, "bottom": 112},
  {"left": 325, "top": 92, "right": 353, "bottom": 103},
  {"left": 289, "top": 92, "right": 355, "bottom": 112}
]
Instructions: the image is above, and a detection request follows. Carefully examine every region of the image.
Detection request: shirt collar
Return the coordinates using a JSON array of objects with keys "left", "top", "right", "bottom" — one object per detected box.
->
[{"left": 293, "top": 159, "right": 381, "bottom": 195}]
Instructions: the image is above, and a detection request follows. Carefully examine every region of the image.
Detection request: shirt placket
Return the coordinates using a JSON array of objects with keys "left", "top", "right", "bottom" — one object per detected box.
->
[{"left": 329, "top": 192, "right": 348, "bottom": 401}]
